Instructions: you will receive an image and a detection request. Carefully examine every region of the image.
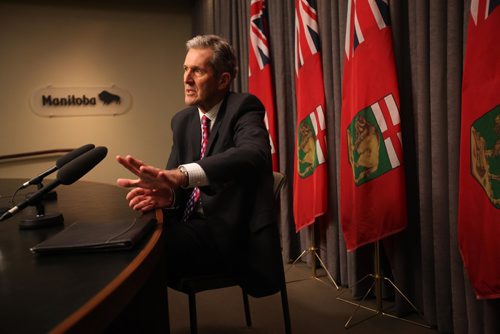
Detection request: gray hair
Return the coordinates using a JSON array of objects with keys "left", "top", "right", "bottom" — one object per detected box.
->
[{"left": 186, "top": 35, "right": 238, "bottom": 80}]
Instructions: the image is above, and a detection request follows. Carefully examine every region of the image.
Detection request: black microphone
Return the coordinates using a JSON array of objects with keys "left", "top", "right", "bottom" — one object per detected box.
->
[
  {"left": 19, "top": 144, "right": 95, "bottom": 189},
  {"left": 0, "top": 146, "right": 107, "bottom": 222},
  {"left": 57, "top": 146, "right": 108, "bottom": 185}
]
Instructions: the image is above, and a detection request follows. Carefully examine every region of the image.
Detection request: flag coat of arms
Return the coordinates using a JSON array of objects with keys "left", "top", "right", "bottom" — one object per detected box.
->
[
  {"left": 293, "top": 0, "right": 328, "bottom": 231},
  {"left": 340, "top": 0, "right": 407, "bottom": 251},
  {"left": 458, "top": 0, "right": 500, "bottom": 299},
  {"left": 249, "top": 0, "right": 279, "bottom": 171}
]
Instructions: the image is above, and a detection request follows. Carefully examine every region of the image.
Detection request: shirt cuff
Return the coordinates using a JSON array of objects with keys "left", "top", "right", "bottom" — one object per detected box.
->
[{"left": 179, "top": 163, "right": 208, "bottom": 188}]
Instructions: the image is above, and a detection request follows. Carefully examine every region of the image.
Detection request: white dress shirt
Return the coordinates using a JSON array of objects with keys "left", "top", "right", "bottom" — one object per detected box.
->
[{"left": 179, "top": 100, "right": 222, "bottom": 188}]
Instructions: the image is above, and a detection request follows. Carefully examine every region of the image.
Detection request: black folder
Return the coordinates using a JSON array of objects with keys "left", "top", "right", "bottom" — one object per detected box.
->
[{"left": 30, "top": 214, "right": 156, "bottom": 254}]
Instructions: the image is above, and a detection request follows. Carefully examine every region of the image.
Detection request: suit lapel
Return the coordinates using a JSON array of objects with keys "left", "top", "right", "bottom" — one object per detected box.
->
[
  {"left": 206, "top": 94, "right": 229, "bottom": 156},
  {"left": 188, "top": 109, "right": 202, "bottom": 161}
]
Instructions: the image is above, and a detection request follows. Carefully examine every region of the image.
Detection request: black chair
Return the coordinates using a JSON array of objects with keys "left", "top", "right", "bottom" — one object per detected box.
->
[{"left": 166, "top": 172, "right": 291, "bottom": 334}]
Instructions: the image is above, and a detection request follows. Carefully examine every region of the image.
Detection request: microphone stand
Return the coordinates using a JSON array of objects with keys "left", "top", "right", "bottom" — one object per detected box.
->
[{"left": 18, "top": 182, "right": 64, "bottom": 230}]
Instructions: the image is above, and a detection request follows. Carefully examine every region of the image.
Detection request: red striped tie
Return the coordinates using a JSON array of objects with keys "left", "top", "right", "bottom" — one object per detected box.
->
[{"left": 183, "top": 115, "right": 210, "bottom": 222}]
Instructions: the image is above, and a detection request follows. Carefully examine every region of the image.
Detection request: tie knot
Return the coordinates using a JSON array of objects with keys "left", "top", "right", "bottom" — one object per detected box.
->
[{"left": 201, "top": 115, "right": 209, "bottom": 127}]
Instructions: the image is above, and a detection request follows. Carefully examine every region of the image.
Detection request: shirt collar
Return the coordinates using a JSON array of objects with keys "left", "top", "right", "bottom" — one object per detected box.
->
[{"left": 198, "top": 100, "right": 222, "bottom": 128}]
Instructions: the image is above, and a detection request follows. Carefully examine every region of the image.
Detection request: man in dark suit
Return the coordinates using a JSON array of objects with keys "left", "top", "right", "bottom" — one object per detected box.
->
[{"left": 116, "top": 35, "right": 278, "bottom": 293}]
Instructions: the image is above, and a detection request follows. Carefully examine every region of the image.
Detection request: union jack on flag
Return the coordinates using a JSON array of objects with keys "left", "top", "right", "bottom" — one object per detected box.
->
[
  {"left": 470, "top": 0, "right": 499, "bottom": 24},
  {"left": 295, "top": 0, "right": 321, "bottom": 74},
  {"left": 248, "top": 0, "right": 279, "bottom": 171},
  {"left": 345, "top": 0, "right": 391, "bottom": 60},
  {"left": 249, "top": 0, "right": 271, "bottom": 73}
]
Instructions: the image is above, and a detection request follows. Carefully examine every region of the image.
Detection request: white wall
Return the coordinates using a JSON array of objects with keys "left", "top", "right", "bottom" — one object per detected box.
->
[{"left": 0, "top": 2, "right": 192, "bottom": 185}]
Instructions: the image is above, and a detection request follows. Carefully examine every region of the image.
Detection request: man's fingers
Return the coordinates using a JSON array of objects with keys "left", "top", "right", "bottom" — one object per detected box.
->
[
  {"left": 117, "top": 178, "right": 140, "bottom": 188},
  {"left": 139, "top": 165, "right": 160, "bottom": 180},
  {"left": 125, "top": 155, "right": 145, "bottom": 170},
  {"left": 134, "top": 201, "right": 155, "bottom": 212},
  {"left": 116, "top": 155, "right": 146, "bottom": 176},
  {"left": 116, "top": 155, "right": 140, "bottom": 176},
  {"left": 125, "top": 187, "right": 150, "bottom": 201},
  {"left": 129, "top": 195, "right": 155, "bottom": 212}
]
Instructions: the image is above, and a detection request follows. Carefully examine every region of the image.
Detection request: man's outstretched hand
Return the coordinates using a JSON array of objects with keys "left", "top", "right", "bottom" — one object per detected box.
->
[{"left": 115, "top": 155, "right": 186, "bottom": 211}]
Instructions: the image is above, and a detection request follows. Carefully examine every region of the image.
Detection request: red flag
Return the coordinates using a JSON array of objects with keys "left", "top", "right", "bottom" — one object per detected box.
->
[
  {"left": 340, "top": 0, "right": 407, "bottom": 251},
  {"left": 249, "top": 0, "right": 279, "bottom": 171},
  {"left": 458, "top": 0, "right": 500, "bottom": 299},
  {"left": 293, "top": 0, "right": 328, "bottom": 231}
]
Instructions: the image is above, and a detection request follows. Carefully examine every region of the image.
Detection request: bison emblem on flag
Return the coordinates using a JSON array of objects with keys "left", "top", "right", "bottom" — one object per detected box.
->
[
  {"left": 470, "top": 105, "right": 500, "bottom": 208},
  {"left": 297, "top": 105, "right": 327, "bottom": 178},
  {"left": 347, "top": 93, "right": 403, "bottom": 186}
]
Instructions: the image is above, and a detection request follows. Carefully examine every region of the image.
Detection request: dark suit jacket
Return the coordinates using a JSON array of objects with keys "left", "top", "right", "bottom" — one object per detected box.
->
[{"left": 165, "top": 92, "right": 282, "bottom": 297}]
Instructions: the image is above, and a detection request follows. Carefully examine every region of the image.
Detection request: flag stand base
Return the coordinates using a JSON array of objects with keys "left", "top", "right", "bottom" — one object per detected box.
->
[
  {"left": 336, "top": 240, "right": 432, "bottom": 329},
  {"left": 286, "top": 224, "right": 339, "bottom": 289}
]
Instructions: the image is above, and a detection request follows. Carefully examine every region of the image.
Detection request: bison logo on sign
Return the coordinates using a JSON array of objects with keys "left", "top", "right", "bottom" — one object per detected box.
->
[{"left": 98, "top": 90, "right": 121, "bottom": 105}]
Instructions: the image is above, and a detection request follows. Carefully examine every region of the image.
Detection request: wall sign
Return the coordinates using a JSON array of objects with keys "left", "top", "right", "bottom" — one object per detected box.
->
[{"left": 30, "top": 85, "right": 132, "bottom": 117}]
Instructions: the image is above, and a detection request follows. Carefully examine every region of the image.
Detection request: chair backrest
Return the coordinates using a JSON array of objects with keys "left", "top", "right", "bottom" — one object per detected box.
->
[{"left": 272, "top": 172, "right": 286, "bottom": 202}]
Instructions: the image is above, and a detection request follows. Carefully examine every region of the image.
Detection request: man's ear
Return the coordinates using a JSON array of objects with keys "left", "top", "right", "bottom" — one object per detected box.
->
[{"left": 218, "top": 72, "right": 231, "bottom": 90}]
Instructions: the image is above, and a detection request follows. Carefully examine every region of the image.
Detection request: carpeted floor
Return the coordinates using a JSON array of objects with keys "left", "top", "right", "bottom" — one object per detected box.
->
[{"left": 167, "top": 262, "right": 438, "bottom": 334}]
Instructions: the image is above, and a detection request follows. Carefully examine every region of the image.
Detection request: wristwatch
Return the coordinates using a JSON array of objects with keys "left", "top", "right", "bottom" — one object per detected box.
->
[{"left": 177, "top": 165, "right": 189, "bottom": 187}]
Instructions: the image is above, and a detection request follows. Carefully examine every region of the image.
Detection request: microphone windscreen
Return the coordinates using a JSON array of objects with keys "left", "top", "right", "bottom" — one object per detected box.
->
[
  {"left": 57, "top": 146, "right": 107, "bottom": 185},
  {"left": 55, "top": 144, "right": 95, "bottom": 168}
]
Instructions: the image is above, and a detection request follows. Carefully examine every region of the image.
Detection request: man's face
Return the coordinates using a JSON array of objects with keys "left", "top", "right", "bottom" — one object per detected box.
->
[{"left": 183, "top": 48, "right": 227, "bottom": 112}]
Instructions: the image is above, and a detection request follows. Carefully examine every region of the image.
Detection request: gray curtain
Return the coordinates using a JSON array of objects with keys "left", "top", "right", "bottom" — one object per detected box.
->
[{"left": 191, "top": 0, "right": 500, "bottom": 333}]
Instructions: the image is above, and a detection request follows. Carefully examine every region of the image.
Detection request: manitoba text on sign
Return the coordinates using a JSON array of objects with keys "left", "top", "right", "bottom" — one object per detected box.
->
[{"left": 30, "top": 85, "right": 132, "bottom": 117}]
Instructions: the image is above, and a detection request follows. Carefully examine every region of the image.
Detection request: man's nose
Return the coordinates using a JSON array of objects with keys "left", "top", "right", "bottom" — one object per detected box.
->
[{"left": 184, "top": 70, "right": 194, "bottom": 83}]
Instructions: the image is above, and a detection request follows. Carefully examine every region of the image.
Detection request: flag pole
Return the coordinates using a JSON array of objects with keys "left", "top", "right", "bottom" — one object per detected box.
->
[
  {"left": 286, "top": 223, "right": 339, "bottom": 289},
  {"left": 336, "top": 240, "right": 432, "bottom": 328}
]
